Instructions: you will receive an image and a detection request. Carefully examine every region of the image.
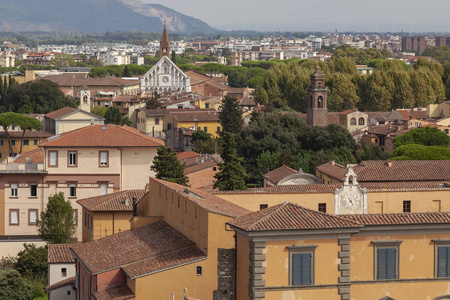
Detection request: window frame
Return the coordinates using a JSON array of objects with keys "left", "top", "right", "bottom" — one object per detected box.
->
[
  {"left": 288, "top": 245, "right": 317, "bottom": 286},
  {"left": 372, "top": 240, "right": 402, "bottom": 280},
  {"left": 10, "top": 183, "right": 18, "bottom": 197},
  {"left": 9, "top": 209, "right": 19, "bottom": 226},
  {"left": 61, "top": 267, "right": 67, "bottom": 277},
  {"left": 434, "top": 240, "right": 450, "bottom": 278},
  {"left": 69, "top": 183, "right": 77, "bottom": 198},
  {"left": 100, "top": 183, "right": 108, "bottom": 195},
  {"left": 403, "top": 200, "right": 411, "bottom": 213},
  {"left": 99, "top": 151, "right": 109, "bottom": 168},
  {"left": 318, "top": 203, "right": 327, "bottom": 213},
  {"left": 73, "top": 209, "right": 78, "bottom": 226},
  {"left": 28, "top": 209, "right": 38, "bottom": 226},
  {"left": 23, "top": 139, "right": 29, "bottom": 146},
  {"left": 48, "top": 150, "right": 58, "bottom": 167},
  {"left": 30, "top": 183, "right": 37, "bottom": 197},
  {"left": 68, "top": 150, "right": 77, "bottom": 167}
]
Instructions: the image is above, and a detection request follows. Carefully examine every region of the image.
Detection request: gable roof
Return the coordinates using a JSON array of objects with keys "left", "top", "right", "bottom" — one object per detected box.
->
[
  {"left": 341, "top": 212, "right": 450, "bottom": 226},
  {"left": 13, "top": 148, "right": 45, "bottom": 164},
  {"left": 48, "top": 244, "right": 75, "bottom": 263},
  {"left": 142, "top": 56, "right": 188, "bottom": 81},
  {"left": 228, "top": 202, "right": 361, "bottom": 231},
  {"left": 45, "top": 277, "right": 75, "bottom": 293},
  {"left": 167, "top": 109, "right": 219, "bottom": 122},
  {"left": 39, "top": 125, "right": 164, "bottom": 148},
  {"left": 77, "top": 190, "right": 145, "bottom": 212},
  {"left": 263, "top": 165, "right": 298, "bottom": 185},
  {"left": 45, "top": 107, "right": 77, "bottom": 119},
  {"left": 71, "top": 221, "right": 205, "bottom": 277}
]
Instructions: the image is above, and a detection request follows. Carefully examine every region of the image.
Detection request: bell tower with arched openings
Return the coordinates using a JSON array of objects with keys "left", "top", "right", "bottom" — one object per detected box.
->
[{"left": 307, "top": 67, "right": 328, "bottom": 126}]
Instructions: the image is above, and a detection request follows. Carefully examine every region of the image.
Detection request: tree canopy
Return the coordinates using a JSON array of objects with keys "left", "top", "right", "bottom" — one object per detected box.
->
[
  {"left": 191, "top": 130, "right": 216, "bottom": 154},
  {"left": 151, "top": 146, "right": 189, "bottom": 186},
  {"left": 218, "top": 96, "right": 243, "bottom": 134},
  {"left": 15, "top": 244, "right": 48, "bottom": 284},
  {"left": 390, "top": 144, "right": 450, "bottom": 160},
  {"left": 393, "top": 126, "right": 450, "bottom": 148},
  {"left": 37, "top": 192, "right": 76, "bottom": 244},
  {"left": 0, "top": 270, "right": 33, "bottom": 300}
]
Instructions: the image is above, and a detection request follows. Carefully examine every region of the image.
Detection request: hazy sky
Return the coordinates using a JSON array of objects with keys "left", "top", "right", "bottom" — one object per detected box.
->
[{"left": 146, "top": 0, "right": 450, "bottom": 32}]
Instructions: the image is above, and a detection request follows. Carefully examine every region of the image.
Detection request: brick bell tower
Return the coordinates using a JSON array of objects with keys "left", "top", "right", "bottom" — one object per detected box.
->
[
  {"left": 159, "top": 23, "right": 170, "bottom": 58},
  {"left": 307, "top": 67, "right": 328, "bottom": 126}
]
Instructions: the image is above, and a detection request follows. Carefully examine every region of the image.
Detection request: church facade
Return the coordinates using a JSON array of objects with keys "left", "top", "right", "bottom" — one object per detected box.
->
[{"left": 140, "top": 25, "right": 191, "bottom": 95}]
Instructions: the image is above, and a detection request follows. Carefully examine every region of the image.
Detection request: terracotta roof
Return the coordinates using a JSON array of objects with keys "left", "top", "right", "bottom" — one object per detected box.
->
[
  {"left": 13, "top": 148, "right": 45, "bottom": 164},
  {"left": 45, "top": 107, "right": 77, "bottom": 119},
  {"left": 139, "top": 108, "right": 171, "bottom": 117},
  {"left": 112, "top": 95, "right": 138, "bottom": 103},
  {"left": 177, "top": 151, "right": 201, "bottom": 160},
  {"left": 77, "top": 190, "right": 145, "bottom": 212},
  {"left": 167, "top": 109, "right": 219, "bottom": 122},
  {"left": 227, "top": 87, "right": 246, "bottom": 94},
  {"left": 326, "top": 112, "right": 341, "bottom": 125},
  {"left": 0, "top": 131, "right": 53, "bottom": 138},
  {"left": 71, "top": 221, "right": 205, "bottom": 276},
  {"left": 366, "top": 111, "right": 390, "bottom": 122},
  {"left": 310, "top": 67, "right": 325, "bottom": 78},
  {"left": 263, "top": 165, "right": 298, "bottom": 185},
  {"left": 366, "top": 125, "right": 398, "bottom": 135},
  {"left": 48, "top": 244, "right": 75, "bottom": 263},
  {"left": 316, "top": 160, "right": 450, "bottom": 182},
  {"left": 152, "top": 178, "right": 250, "bottom": 218},
  {"left": 45, "top": 277, "right": 75, "bottom": 292},
  {"left": 338, "top": 109, "right": 356, "bottom": 116},
  {"left": 184, "top": 158, "right": 219, "bottom": 175},
  {"left": 42, "top": 75, "right": 139, "bottom": 88},
  {"left": 92, "top": 284, "right": 135, "bottom": 300},
  {"left": 185, "top": 70, "right": 212, "bottom": 85},
  {"left": 208, "top": 184, "right": 341, "bottom": 194},
  {"left": 40, "top": 125, "right": 164, "bottom": 147},
  {"left": 342, "top": 212, "right": 450, "bottom": 225},
  {"left": 239, "top": 97, "right": 256, "bottom": 106},
  {"left": 359, "top": 181, "right": 450, "bottom": 192},
  {"left": 229, "top": 202, "right": 361, "bottom": 231}
]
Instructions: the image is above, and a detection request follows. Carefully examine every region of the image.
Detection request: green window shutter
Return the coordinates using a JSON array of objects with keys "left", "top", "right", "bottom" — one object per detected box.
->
[{"left": 292, "top": 253, "right": 312, "bottom": 285}]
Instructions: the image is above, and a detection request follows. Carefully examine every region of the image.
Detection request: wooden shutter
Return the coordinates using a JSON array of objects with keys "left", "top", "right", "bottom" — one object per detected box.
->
[
  {"left": 377, "top": 248, "right": 397, "bottom": 279},
  {"left": 292, "top": 253, "right": 312, "bottom": 285},
  {"left": 437, "top": 247, "right": 450, "bottom": 277}
]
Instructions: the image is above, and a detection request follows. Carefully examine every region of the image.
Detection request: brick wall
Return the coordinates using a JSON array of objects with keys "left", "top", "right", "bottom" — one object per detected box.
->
[{"left": 214, "top": 248, "right": 236, "bottom": 300}]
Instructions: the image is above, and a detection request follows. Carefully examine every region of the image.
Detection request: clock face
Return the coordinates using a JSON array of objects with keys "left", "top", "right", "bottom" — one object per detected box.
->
[{"left": 342, "top": 194, "right": 359, "bottom": 210}]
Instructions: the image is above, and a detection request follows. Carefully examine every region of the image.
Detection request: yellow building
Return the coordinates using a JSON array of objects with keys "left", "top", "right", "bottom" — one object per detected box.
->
[
  {"left": 136, "top": 108, "right": 170, "bottom": 139},
  {"left": 163, "top": 109, "right": 222, "bottom": 138},
  {"left": 76, "top": 190, "right": 144, "bottom": 242},
  {"left": 0, "top": 130, "right": 52, "bottom": 162},
  {"left": 428, "top": 101, "right": 450, "bottom": 119}
]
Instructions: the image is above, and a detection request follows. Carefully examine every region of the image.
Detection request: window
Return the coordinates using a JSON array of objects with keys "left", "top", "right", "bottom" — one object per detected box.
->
[
  {"left": 435, "top": 242, "right": 450, "bottom": 277},
  {"left": 100, "top": 184, "right": 107, "bottom": 195},
  {"left": 11, "top": 140, "right": 15, "bottom": 146},
  {"left": 10, "top": 209, "right": 19, "bottom": 225},
  {"left": 68, "top": 151, "right": 77, "bottom": 167},
  {"left": 318, "top": 203, "right": 326, "bottom": 213},
  {"left": 372, "top": 241, "right": 401, "bottom": 280},
  {"left": 289, "top": 246, "right": 316, "bottom": 286},
  {"left": 30, "top": 184, "right": 37, "bottom": 197},
  {"left": 73, "top": 210, "right": 78, "bottom": 225},
  {"left": 217, "top": 126, "right": 221, "bottom": 133},
  {"left": 178, "top": 197, "right": 180, "bottom": 208},
  {"left": 0, "top": 140, "right": 3, "bottom": 145},
  {"left": 260, "top": 204, "right": 268, "bottom": 210},
  {"left": 213, "top": 167, "right": 217, "bottom": 171},
  {"left": 62, "top": 268, "right": 67, "bottom": 277},
  {"left": 49, "top": 151, "right": 58, "bottom": 167},
  {"left": 196, "top": 266, "right": 202, "bottom": 276},
  {"left": 69, "top": 184, "right": 77, "bottom": 197},
  {"left": 350, "top": 118, "right": 357, "bottom": 126},
  {"left": 29, "top": 209, "right": 38, "bottom": 225},
  {"left": 403, "top": 201, "right": 411, "bottom": 213},
  {"left": 203, "top": 126, "right": 208, "bottom": 133},
  {"left": 205, "top": 103, "right": 210, "bottom": 108},
  {"left": 11, "top": 183, "right": 18, "bottom": 197},
  {"left": 99, "top": 151, "right": 108, "bottom": 167},
  {"left": 155, "top": 118, "right": 160, "bottom": 125},
  {"left": 358, "top": 117, "right": 365, "bottom": 125},
  {"left": 23, "top": 140, "right": 29, "bottom": 146},
  {"left": 195, "top": 206, "right": 198, "bottom": 218},
  {"left": 185, "top": 201, "right": 188, "bottom": 212},
  {"left": 34, "top": 139, "right": 38, "bottom": 146}
]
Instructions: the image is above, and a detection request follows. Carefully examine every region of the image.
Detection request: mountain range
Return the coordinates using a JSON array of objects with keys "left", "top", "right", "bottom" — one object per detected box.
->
[{"left": 0, "top": 0, "right": 216, "bottom": 33}]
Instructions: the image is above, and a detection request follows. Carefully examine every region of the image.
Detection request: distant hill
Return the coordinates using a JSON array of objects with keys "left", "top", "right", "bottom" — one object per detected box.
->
[{"left": 0, "top": 0, "right": 216, "bottom": 33}]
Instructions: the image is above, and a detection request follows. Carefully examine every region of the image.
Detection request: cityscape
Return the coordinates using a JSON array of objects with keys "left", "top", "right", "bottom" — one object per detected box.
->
[{"left": 0, "top": 0, "right": 450, "bottom": 299}]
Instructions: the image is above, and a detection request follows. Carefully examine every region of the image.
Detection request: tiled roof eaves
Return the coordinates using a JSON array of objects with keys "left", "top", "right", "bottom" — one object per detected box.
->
[{"left": 45, "top": 277, "right": 75, "bottom": 292}]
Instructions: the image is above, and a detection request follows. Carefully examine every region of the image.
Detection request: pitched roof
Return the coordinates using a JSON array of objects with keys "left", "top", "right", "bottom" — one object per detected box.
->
[
  {"left": 239, "top": 97, "right": 257, "bottom": 106},
  {"left": 42, "top": 75, "right": 139, "bottom": 88},
  {"left": 48, "top": 244, "right": 75, "bottom": 263},
  {"left": 77, "top": 190, "right": 145, "bottom": 212},
  {"left": 13, "top": 148, "right": 45, "bottom": 164},
  {"left": 139, "top": 108, "right": 171, "bottom": 117},
  {"left": 45, "top": 107, "right": 77, "bottom": 119},
  {"left": 177, "top": 151, "right": 200, "bottom": 160},
  {"left": 208, "top": 184, "right": 341, "bottom": 194},
  {"left": 39, "top": 125, "right": 164, "bottom": 148},
  {"left": 365, "top": 111, "right": 390, "bottom": 122},
  {"left": 167, "top": 109, "right": 219, "bottom": 122},
  {"left": 92, "top": 284, "right": 135, "bottom": 300},
  {"left": 45, "top": 276, "right": 75, "bottom": 292},
  {"left": 341, "top": 212, "right": 450, "bottom": 225},
  {"left": 0, "top": 131, "right": 53, "bottom": 138},
  {"left": 152, "top": 178, "right": 250, "bottom": 218},
  {"left": 338, "top": 109, "right": 356, "bottom": 116},
  {"left": 71, "top": 221, "right": 205, "bottom": 276},
  {"left": 263, "top": 165, "right": 298, "bottom": 185},
  {"left": 228, "top": 202, "right": 361, "bottom": 231},
  {"left": 316, "top": 160, "right": 450, "bottom": 182}
]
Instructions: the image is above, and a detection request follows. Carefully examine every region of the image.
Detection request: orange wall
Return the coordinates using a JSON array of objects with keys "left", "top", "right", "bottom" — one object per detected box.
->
[
  {"left": 236, "top": 235, "right": 250, "bottom": 300},
  {"left": 187, "top": 166, "right": 218, "bottom": 189}
]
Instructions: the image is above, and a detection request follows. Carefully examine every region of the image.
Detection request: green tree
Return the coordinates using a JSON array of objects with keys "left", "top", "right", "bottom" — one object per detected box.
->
[
  {"left": 0, "top": 112, "right": 20, "bottom": 156},
  {"left": 120, "top": 117, "right": 132, "bottom": 126},
  {"left": 90, "top": 106, "right": 108, "bottom": 117},
  {"left": 122, "top": 65, "right": 132, "bottom": 77},
  {"left": 171, "top": 50, "right": 176, "bottom": 63},
  {"left": 49, "top": 53, "right": 74, "bottom": 68},
  {"left": 16, "top": 115, "right": 42, "bottom": 154},
  {"left": 104, "top": 106, "right": 122, "bottom": 125},
  {"left": 191, "top": 130, "right": 216, "bottom": 154},
  {"left": 145, "top": 92, "right": 161, "bottom": 109},
  {"left": 37, "top": 192, "right": 76, "bottom": 244},
  {"left": 15, "top": 244, "right": 48, "bottom": 284},
  {"left": 218, "top": 96, "right": 243, "bottom": 134},
  {"left": 254, "top": 150, "right": 281, "bottom": 185},
  {"left": 0, "top": 270, "right": 33, "bottom": 300},
  {"left": 214, "top": 132, "right": 247, "bottom": 190},
  {"left": 326, "top": 73, "right": 359, "bottom": 111},
  {"left": 390, "top": 144, "right": 450, "bottom": 160},
  {"left": 393, "top": 126, "right": 450, "bottom": 148},
  {"left": 151, "top": 146, "right": 189, "bottom": 186}
]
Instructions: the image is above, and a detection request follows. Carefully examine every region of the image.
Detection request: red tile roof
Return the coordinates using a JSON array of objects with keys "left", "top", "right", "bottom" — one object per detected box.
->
[
  {"left": 139, "top": 108, "right": 171, "bottom": 117},
  {"left": 208, "top": 184, "right": 341, "bottom": 194},
  {"left": 177, "top": 151, "right": 200, "bottom": 160},
  {"left": 229, "top": 202, "right": 361, "bottom": 231},
  {"left": 45, "top": 276, "right": 75, "bottom": 292},
  {"left": 263, "top": 165, "right": 298, "bottom": 185},
  {"left": 152, "top": 178, "right": 250, "bottom": 218},
  {"left": 71, "top": 221, "right": 205, "bottom": 276},
  {"left": 45, "top": 107, "right": 77, "bottom": 119},
  {"left": 77, "top": 190, "right": 145, "bottom": 212},
  {"left": 13, "top": 148, "right": 45, "bottom": 164},
  {"left": 338, "top": 109, "right": 356, "bottom": 116},
  {"left": 342, "top": 212, "right": 450, "bottom": 225},
  {"left": 92, "top": 284, "right": 135, "bottom": 300},
  {"left": 167, "top": 109, "right": 219, "bottom": 122},
  {"left": 40, "top": 125, "right": 164, "bottom": 148},
  {"left": 316, "top": 160, "right": 450, "bottom": 182},
  {"left": 48, "top": 244, "right": 75, "bottom": 263},
  {"left": 0, "top": 131, "right": 53, "bottom": 138}
]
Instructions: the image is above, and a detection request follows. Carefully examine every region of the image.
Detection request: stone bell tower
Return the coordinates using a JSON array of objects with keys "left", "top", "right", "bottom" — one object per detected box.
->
[{"left": 307, "top": 67, "right": 328, "bottom": 126}]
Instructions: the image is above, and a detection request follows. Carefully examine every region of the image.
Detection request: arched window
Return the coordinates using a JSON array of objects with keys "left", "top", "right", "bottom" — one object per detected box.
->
[
  {"left": 83, "top": 95, "right": 88, "bottom": 103},
  {"left": 350, "top": 118, "right": 356, "bottom": 125},
  {"left": 348, "top": 175, "right": 353, "bottom": 185},
  {"left": 318, "top": 96, "right": 323, "bottom": 108},
  {"left": 318, "top": 82, "right": 322, "bottom": 87},
  {"left": 358, "top": 117, "right": 365, "bottom": 125}
]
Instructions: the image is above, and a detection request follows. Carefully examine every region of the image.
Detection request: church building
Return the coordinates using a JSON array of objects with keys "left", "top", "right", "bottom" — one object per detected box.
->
[{"left": 140, "top": 25, "right": 191, "bottom": 95}]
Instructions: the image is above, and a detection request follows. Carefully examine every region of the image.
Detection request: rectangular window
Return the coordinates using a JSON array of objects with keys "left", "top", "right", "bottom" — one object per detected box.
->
[
  {"left": 318, "top": 203, "right": 327, "bottom": 213},
  {"left": 100, "top": 184, "right": 107, "bottom": 195},
  {"left": 68, "top": 151, "right": 77, "bottom": 167},
  {"left": 373, "top": 241, "right": 401, "bottom": 280},
  {"left": 217, "top": 126, "right": 221, "bottom": 132},
  {"left": 99, "top": 151, "right": 108, "bottom": 167},
  {"left": 196, "top": 266, "right": 202, "bottom": 276},
  {"left": 73, "top": 210, "right": 78, "bottom": 225},
  {"left": 289, "top": 246, "right": 316, "bottom": 286},
  {"left": 0, "top": 140, "right": 3, "bottom": 145},
  {"left": 203, "top": 126, "right": 208, "bottom": 132},
  {"left": 30, "top": 184, "right": 37, "bottom": 197},
  {"left": 29, "top": 209, "right": 38, "bottom": 225},
  {"left": 23, "top": 140, "right": 29, "bottom": 146},
  {"left": 437, "top": 245, "right": 450, "bottom": 277},
  {"left": 11, "top": 140, "right": 15, "bottom": 146},
  {"left": 155, "top": 118, "right": 160, "bottom": 125},
  {"left": 11, "top": 183, "right": 18, "bottom": 197},
  {"left": 205, "top": 103, "right": 210, "bottom": 108},
  {"left": 10, "top": 209, "right": 19, "bottom": 225},
  {"left": 185, "top": 201, "right": 188, "bottom": 212},
  {"left": 260, "top": 204, "right": 268, "bottom": 210},
  {"left": 403, "top": 200, "right": 411, "bottom": 213},
  {"left": 69, "top": 184, "right": 77, "bottom": 197},
  {"left": 61, "top": 268, "right": 67, "bottom": 277},
  {"left": 49, "top": 151, "right": 58, "bottom": 167},
  {"left": 195, "top": 206, "right": 198, "bottom": 218},
  {"left": 34, "top": 139, "right": 38, "bottom": 145}
]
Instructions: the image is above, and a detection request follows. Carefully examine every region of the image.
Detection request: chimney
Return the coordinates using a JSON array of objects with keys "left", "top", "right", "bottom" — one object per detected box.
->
[
  {"left": 26, "top": 157, "right": 32, "bottom": 164},
  {"left": 125, "top": 198, "right": 130, "bottom": 206},
  {"left": 386, "top": 160, "right": 392, "bottom": 167}
]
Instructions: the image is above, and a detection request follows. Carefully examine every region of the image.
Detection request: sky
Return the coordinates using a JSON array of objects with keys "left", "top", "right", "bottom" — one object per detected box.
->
[{"left": 146, "top": 0, "right": 450, "bottom": 32}]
